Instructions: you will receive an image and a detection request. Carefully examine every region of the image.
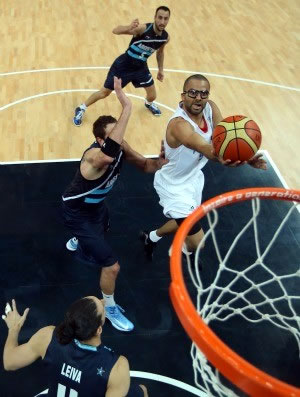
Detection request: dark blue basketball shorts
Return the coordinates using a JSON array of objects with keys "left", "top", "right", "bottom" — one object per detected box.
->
[
  {"left": 104, "top": 53, "right": 154, "bottom": 89},
  {"left": 62, "top": 202, "right": 118, "bottom": 268}
]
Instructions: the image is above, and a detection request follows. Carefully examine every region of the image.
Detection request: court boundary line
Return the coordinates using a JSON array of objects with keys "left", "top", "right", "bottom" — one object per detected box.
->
[
  {"left": 0, "top": 149, "right": 289, "bottom": 188},
  {"left": 3, "top": 148, "right": 298, "bottom": 213},
  {"left": 0, "top": 79, "right": 296, "bottom": 191},
  {"left": 0, "top": 155, "right": 156, "bottom": 165},
  {"left": 0, "top": 91, "right": 296, "bottom": 200},
  {"left": 261, "top": 149, "right": 288, "bottom": 189},
  {"left": 33, "top": 371, "right": 206, "bottom": 397},
  {"left": 0, "top": 66, "right": 299, "bottom": 92},
  {"left": 0, "top": 90, "right": 175, "bottom": 112}
]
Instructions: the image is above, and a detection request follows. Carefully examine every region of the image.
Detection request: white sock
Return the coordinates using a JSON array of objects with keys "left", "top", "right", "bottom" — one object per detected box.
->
[
  {"left": 182, "top": 243, "right": 193, "bottom": 256},
  {"left": 79, "top": 103, "right": 87, "bottom": 111},
  {"left": 102, "top": 293, "right": 115, "bottom": 307},
  {"left": 149, "top": 230, "right": 162, "bottom": 243},
  {"left": 145, "top": 99, "right": 153, "bottom": 105}
]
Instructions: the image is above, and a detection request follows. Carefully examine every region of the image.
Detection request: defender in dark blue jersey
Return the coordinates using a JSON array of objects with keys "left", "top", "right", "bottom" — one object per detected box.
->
[
  {"left": 64, "top": 77, "right": 167, "bottom": 333},
  {"left": 3, "top": 297, "right": 148, "bottom": 397},
  {"left": 73, "top": 6, "right": 170, "bottom": 126}
]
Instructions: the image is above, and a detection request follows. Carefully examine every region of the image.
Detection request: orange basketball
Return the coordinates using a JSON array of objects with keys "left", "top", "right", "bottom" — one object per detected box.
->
[{"left": 212, "top": 115, "right": 262, "bottom": 162}]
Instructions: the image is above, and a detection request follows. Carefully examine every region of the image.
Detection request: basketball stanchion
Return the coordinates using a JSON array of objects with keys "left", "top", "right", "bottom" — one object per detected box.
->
[{"left": 170, "top": 187, "right": 300, "bottom": 397}]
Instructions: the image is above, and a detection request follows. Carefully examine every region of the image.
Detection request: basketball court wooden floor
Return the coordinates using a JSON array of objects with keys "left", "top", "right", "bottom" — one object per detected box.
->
[{"left": 0, "top": 155, "right": 299, "bottom": 397}]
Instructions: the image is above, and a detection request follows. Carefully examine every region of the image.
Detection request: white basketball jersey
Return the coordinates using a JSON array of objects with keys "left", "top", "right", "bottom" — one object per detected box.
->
[{"left": 156, "top": 102, "right": 213, "bottom": 186}]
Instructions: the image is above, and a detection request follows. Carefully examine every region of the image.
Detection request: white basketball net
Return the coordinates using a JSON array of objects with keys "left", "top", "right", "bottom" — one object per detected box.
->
[{"left": 185, "top": 197, "right": 300, "bottom": 396}]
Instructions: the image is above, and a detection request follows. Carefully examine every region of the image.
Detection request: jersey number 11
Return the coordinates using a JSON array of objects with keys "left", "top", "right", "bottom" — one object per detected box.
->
[{"left": 57, "top": 383, "right": 78, "bottom": 397}]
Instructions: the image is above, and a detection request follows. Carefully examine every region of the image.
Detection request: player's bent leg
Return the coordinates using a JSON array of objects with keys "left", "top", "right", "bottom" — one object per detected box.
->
[
  {"left": 100, "top": 262, "right": 134, "bottom": 332},
  {"left": 73, "top": 87, "right": 112, "bottom": 126},
  {"left": 85, "top": 87, "right": 112, "bottom": 107},
  {"left": 144, "top": 83, "right": 156, "bottom": 102},
  {"left": 168, "top": 218, "right": 204, "bottom": 263},
  {"left": 185, "top": 226, "right": 204, "bottom": 252},
  {"left": 100, "top": 262, "right": 120, "bottom": 295},
  {"left": 184, "top": 228, "right": 205, "bottom": 271},
  {"left": 156, "top": 219, "right": 179, "bottom": 236},
  {"left": 144, "top": 84, "right": 161, "bottom": 116},
  {"left": 173, "top": 216, "right": 204, "bottom": 252}
]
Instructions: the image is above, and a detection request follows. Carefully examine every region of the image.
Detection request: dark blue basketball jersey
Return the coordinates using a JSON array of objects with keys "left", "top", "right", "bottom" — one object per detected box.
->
[
  {"left": 126, "top": 23, "right": 168, "bottom": 63},
  {"left": 62, "top": 142, "right": 124, "bottom": 209},
  {"left": 43, "top": 332, "right": 119, "bottom": 397}
]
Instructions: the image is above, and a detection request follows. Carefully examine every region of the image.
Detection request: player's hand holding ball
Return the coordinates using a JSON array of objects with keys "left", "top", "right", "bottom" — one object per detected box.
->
[{"left": 212, "top": 115, "right": 266, "bottom": 169}]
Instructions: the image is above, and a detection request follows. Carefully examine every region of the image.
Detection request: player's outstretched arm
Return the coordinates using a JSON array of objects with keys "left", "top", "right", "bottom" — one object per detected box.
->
[
  {"left": 2, "top": 300, "right": 53, "bottom": 371},
  {"left": 122, "top": 140, "right": 168, "bottom": 172},
  {"left": 169, "top": 119, "right": 244, "bottom": 166},
  {"left": 106, "top": 355, "right": 130, "bottom": 397},
  {"left": 112, "top": 19, "right": 146, "bottom": 35},
  {"left": 88, "top": 77, "right": 132, "bottom": 169}
]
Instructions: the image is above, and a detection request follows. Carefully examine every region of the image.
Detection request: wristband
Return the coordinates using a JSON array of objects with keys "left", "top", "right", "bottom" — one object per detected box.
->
[{"left": 101, "top": 137, "right": 121, "bottom": 158}]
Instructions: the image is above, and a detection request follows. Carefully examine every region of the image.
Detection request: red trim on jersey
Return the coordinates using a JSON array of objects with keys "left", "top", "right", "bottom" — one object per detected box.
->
[{"left": 200, "top": 116, "right": 208, "bottom": 133}]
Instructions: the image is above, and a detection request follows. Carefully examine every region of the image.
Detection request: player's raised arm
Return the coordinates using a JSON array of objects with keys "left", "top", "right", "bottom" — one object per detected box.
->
[
  {"left": 89, "top": 77, "right": 132, "bottom": 168},
  {"left": 108, "top": 77, "right": 132, "bottom": 144},
  {"left": 112, "top": 19, "right": 146, "bottom": 35},
  {"left": 3, "top": 300, "right": 53, "bottom": 371}
]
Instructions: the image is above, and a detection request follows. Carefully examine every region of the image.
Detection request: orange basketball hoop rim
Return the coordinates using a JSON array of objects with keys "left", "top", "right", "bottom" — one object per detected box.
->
[{"left": 169, "top": 187, "right": 300, "bottom": 397}]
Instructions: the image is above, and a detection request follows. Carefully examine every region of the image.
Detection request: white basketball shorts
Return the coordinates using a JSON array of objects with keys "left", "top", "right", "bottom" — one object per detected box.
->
[{"left": 154, "top": 171, "right": 205, "bottom": 219}]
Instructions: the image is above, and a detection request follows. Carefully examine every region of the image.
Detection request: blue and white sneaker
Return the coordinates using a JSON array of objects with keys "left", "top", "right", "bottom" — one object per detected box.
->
[
  {"left": 145, "top": 102, "right": 161, "bottom": 116},
  {"left": 73, "top": 107, "right": 85, "bottom": 126},
  {"left": 105, "top": 304, "right": 134, "bottom": 332},
  {"left": 66, "top": 237, "right": 78, "bottom": 251}
]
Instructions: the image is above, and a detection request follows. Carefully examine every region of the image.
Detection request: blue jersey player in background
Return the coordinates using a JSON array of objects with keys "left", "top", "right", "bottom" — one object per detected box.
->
[
  {"left": 3, "top": 297, "right": 148, "bottom": 397},
  {"left": 73, "top": 6, "right": 170, "bottom": 125}
]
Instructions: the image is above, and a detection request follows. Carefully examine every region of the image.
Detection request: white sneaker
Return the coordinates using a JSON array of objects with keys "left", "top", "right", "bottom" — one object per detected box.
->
[{"left": 66, "top": 237, "right": 78, "bottom": 251}]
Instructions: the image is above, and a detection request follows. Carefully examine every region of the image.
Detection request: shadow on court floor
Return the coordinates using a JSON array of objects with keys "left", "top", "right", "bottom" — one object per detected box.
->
[{"left": 0, "top": 157, "right": 299, "bottom": 396}]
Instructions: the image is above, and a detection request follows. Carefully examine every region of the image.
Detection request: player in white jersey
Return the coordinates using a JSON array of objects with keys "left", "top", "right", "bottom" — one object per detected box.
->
[{"left": 141, "top": 74, "right": 267, "bottom": 259}]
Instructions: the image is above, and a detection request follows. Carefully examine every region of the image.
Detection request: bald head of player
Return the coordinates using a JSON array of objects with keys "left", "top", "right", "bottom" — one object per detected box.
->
[{"left": 182, "top": 74, "right": 211, "bottom": 116}]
